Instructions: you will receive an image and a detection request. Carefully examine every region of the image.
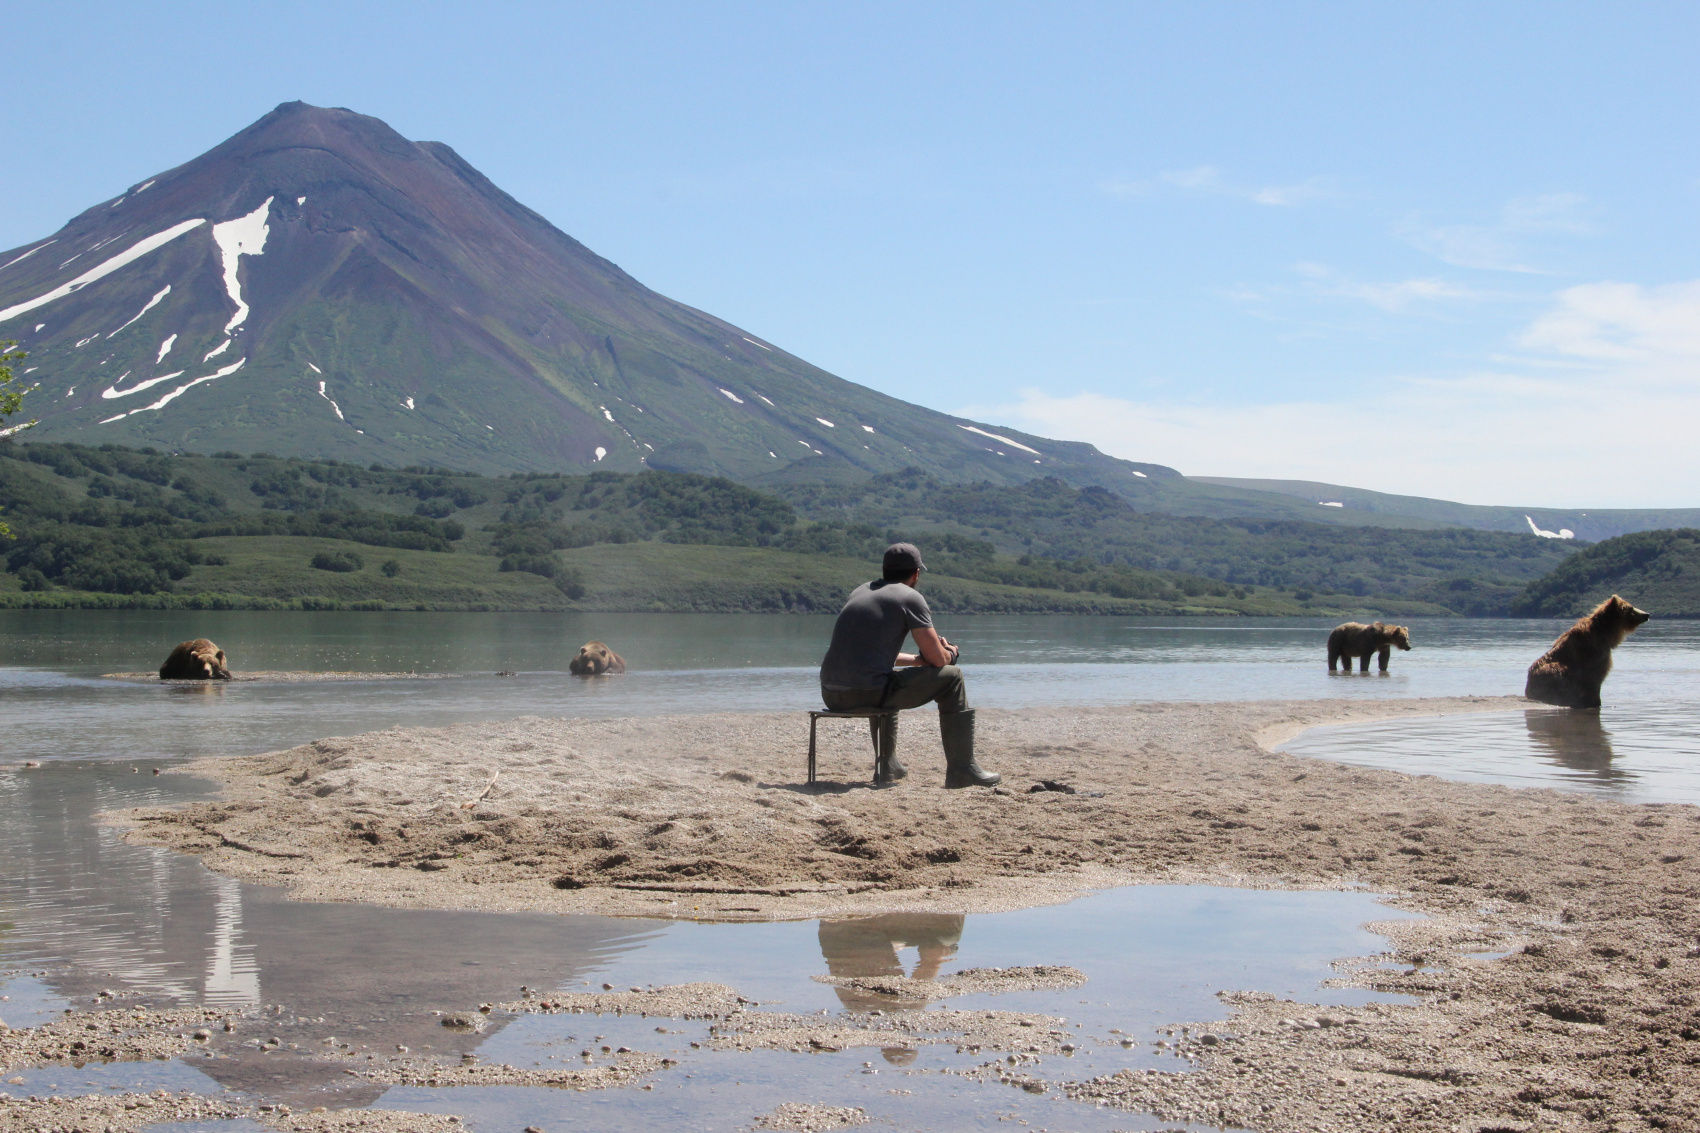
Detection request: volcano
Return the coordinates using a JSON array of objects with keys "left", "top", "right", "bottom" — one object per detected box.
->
[{"left": 0, "top": 101, "right": 1168, "bottom": 492}]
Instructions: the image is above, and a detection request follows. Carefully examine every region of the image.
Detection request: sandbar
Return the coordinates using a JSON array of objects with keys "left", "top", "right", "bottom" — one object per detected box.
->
[{"left": 53, "top": 697, "right": 1700, "bottom": 1128}]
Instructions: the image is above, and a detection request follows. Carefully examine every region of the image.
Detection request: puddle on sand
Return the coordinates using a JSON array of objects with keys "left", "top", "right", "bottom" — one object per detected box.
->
[
  {"left": 2, "top": 763, "right": 1412, "bottom": 1131},
  {"left": 1280, "top": 702, "right": 1700, "bottom": 804}
]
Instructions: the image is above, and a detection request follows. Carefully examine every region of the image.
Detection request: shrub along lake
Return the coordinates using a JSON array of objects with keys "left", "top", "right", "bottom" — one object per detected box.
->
[{"left": 2, "top": 609, "right": 1696, "bottom": 1129}]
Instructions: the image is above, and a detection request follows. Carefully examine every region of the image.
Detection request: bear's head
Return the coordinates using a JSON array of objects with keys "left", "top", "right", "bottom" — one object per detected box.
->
[
  {"left": 1372, "top": 623, "right": 1412, "bottom": 651},
  {"left": 1598, "top": 595, "right": 1650, "bottom": 635},
  {"left": 569, "top": 641, "right": 623, "bottom": 676},
  {"left": 194, "top": 643, "right": 232, "bottom": 679}
]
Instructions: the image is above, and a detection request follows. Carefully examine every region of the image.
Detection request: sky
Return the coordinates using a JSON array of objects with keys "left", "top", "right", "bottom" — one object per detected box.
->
[{"left": 3, "top": 1, "right": 1697, "bottom": 509}]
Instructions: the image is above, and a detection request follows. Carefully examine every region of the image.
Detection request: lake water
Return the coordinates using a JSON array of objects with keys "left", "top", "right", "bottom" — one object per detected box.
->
[{"left": 3, "top": 609, "right": 1696, "bottom": 1129}]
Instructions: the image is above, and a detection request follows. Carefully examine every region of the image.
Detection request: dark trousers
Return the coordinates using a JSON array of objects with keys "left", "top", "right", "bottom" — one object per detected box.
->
[{"left": 822, "top": 664, "right": 968, "bottom": 715}]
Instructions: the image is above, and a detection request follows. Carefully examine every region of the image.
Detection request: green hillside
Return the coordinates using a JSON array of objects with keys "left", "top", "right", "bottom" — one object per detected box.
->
[
  {"left": 776, "top": 471, "right": 1575, "bottom": 616},
  {"left": 1194, "top": 476, "right": 1700, "bottom": 542},
  {"left": 1510, "top": 528, "right": 1700, "bottom": 618},
  {"left": 0, "top": 441, "right": 1574, "bottom": 616}
]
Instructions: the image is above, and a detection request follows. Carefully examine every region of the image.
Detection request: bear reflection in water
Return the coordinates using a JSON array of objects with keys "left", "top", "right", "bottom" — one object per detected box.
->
[
  {"left": 818, "top": 912, "right": 965, "bottom": 1064},
  {"left": 1523, "top": 710, "right": 1629, "bottom": 784}
]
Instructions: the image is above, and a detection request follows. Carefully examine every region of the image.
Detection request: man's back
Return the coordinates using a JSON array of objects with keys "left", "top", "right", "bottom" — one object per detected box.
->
[{"left": 819, "top": 580, "right": 932, "bottom": 691}]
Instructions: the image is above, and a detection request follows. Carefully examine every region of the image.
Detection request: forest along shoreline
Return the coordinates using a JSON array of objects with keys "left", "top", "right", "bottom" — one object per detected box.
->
[{"left": 62, "top": 696, "right": 1696, "bottom": 1130}]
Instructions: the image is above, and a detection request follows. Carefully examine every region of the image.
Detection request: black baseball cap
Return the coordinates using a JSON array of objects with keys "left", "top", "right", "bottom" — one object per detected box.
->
[{"left": 883, "top": 542, "right": 926, "bottom": 576}]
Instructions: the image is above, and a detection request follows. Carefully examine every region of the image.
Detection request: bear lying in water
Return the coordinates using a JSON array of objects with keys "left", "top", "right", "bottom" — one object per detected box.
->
[
  {"left": 1525, "top": 594, "right": 1649, "bottom": 709},
  {"left": 159, "top": 638, "right": 231, "bottom": 680},
  {"left": 568, "top": 641, "right": 626, "bottom": 676}
]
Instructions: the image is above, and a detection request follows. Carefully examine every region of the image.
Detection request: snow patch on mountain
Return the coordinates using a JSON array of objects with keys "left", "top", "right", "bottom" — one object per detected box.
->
[
  {"left": 1525, "top": 516, "right": 1575, "bottom": 540},
  {"left": 317, "top": 380, "right": 344, "bottom": 420},
  {"left": 0, "top": 241, "right": 56, "bottom": 274},
  {"left": 103, "top": 370, "right": 186, "bottom": 400},
  {"left": 156, "top": 334, "right": 177, "bottom": 364},
  {"left": 958, "top": 424, "right": 1040, "bottom": 456},
  {"left": 0, "top": 219, "right": 207, "bottom": 324},
  {"left": 212, "top": 197, "right": 273, "bottom": 334},
  {"left": 109, "top": 286, "right": 171, "bottom": 337},
  {"left": 99, "top": 358, "right": 246, "bottom": 422}
]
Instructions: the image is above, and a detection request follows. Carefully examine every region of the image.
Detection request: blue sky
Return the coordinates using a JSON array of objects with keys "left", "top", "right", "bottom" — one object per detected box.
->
[{"left": 4, "top": 1, "right": 1696, "bottom": 508}]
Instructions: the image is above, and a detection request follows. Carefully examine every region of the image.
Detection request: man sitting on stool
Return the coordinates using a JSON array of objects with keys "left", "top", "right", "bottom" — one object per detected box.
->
[{"left": 818, "top": 542, "right": 1000, "bottom": 788}]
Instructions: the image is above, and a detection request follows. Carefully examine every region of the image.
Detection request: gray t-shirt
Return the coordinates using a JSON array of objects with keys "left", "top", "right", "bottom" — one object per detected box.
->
[{"left": 819, "top": 580, "right": 933, "bottom": 691}]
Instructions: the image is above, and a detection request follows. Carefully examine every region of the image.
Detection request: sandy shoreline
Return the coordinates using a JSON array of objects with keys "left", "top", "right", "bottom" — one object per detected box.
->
[{"left": 10, "top": 695, "right": 1699, "bottom": 1130}]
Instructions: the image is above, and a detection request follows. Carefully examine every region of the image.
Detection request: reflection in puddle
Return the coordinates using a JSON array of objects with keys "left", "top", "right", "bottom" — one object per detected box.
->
[
  {"left": 819, "top": 912, "right": 965, "bottom": 1065},
  {"left": 819, "top": 913, "right": 963, "bottom": 1008},
  {"left": 1281, "top": 702, "right": 1700, "bottom": 804}
]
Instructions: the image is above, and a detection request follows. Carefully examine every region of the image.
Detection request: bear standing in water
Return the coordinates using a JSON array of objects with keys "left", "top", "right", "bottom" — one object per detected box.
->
[
  {"left": 1525, "top": 595, "right": 1649, "bottom": 709},
  {"left": 1327, "top": 621, "right": 1412, "bottom": 673}
]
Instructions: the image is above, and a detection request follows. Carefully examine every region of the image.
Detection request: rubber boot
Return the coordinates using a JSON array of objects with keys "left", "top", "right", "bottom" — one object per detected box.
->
[
  {"left": 871, "top": 713, "right": 906, "bottom": 783},
  {"left": 941, "top": 709, "right": 999, "bottom": 789}
]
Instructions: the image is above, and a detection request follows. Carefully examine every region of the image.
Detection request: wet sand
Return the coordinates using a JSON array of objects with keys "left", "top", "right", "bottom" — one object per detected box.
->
[{"left": 9, "top": 695, "right": 1700, "bottom": 1130}]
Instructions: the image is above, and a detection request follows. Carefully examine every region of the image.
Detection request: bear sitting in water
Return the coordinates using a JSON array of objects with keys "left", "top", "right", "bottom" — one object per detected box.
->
[
  {"left": 1327, "top": 621, "right": 1412, "bottom": 673},
  {"left": 1524, "top": 594, "right": 1649, "bottom": 709},
  {"left": 159, "top": 638, "right": 232, "bottom": 680},
  {"left": 568, "top": 641, "right": 626, "bottom": 676}
]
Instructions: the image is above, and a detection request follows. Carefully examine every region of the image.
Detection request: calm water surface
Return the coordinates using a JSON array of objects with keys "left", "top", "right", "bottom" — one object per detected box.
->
[
  {"left": 3, "top": 609, "right": 1695, "bottom": 1128},
  {"left": 5, "top": 609, "right": 1697, "bottom": 799}
]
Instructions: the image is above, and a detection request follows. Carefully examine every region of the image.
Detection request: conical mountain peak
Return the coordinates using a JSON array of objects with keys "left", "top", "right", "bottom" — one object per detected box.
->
[{"left": 0, "top": 104, "right": 1161, "bottom": 492}]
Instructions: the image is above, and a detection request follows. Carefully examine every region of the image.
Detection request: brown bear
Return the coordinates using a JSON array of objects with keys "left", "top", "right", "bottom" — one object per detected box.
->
[
  {"left": 159, "top": 638, "right": 232, "bottom": 680},
  {"left": 1524, "top": 594, "right": 1649, "bottom": 709},
  {"left": 568, "top": 641, "right": 626, "bottom": 676},
  {"left": 1327, "top": 621, "right": 1412, "bottom": 673}
]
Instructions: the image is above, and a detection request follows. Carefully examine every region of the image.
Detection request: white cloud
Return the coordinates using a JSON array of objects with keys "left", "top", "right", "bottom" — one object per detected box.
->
[
  {"left": 1161, "top": 165, "right": 1222, "bottom": 191},
  {"left": 1401, "top": 193, "right": 1594, "bottom": 273},
  {"left": 1518, "top": 280, "right": 1700, "bottom": 363},
  {"left": 1282, "top": 262, "right": 1489, "bottom": 312},
  {"left": 969, "top": 276, "right": 1700, "bottom": 509},
  {"left": 1230, "top": 262, "right": 1496, "bottom": 317},
  {"left": 1247, "top": 178, "right": 1335, "bottom": 207},
  {"left": 1102, "top": 165, "right": 1336, "bottom": 207}
]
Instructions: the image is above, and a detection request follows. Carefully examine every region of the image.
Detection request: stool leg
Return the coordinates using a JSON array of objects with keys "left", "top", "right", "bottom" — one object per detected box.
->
[{"left": 808, "top": 716, "right": 818, "bottom": 785}]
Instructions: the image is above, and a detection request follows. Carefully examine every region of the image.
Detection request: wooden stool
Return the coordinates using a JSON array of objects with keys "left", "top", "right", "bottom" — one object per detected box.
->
[{"left": 808, "top": 708, "right": 898, "bottom": 785}]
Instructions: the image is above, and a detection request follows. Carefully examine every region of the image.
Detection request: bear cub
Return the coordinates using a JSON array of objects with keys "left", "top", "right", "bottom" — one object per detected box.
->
[
  {"left": 1524, "top": 594, "right": 1649, "bottom": 709},
  {"left": 1327, "top": 621, "right": 1412, "bottom": 673}
]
